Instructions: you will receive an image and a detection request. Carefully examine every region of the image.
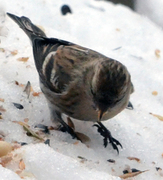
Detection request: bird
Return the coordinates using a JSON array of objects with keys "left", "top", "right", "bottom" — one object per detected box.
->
[{"left": 7, "top": 12, "right": 134, "bottom": 153}]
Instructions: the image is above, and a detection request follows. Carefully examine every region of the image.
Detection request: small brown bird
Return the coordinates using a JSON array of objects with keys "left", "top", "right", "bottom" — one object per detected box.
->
[{"left": 7, "top": 13, "right": 134, "bottom": 153}]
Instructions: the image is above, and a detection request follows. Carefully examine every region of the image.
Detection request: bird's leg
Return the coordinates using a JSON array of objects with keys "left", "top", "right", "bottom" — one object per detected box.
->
[
  {"left": 93, "top": 122, "right": 122, "bottom": 153},
  {"left": 49, "top": 108, "right": 80, "bottom": 140}
]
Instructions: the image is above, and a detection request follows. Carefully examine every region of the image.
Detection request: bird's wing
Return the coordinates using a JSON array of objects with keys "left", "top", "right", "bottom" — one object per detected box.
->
[
  {"left": 7, "top": 13, "right": 103, "bottom": 93},
  {"left": 33, "top": 37, "right": 99, "bottom": 93}
]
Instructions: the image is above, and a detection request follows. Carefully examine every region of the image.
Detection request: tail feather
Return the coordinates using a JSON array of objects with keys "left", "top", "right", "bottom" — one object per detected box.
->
[
  {"left": 7, "top": 13, "right": 46, "bottom": 42},
  {"left": 7, "top": 12, "right": 74, "bottom": 84},
  {"left": 7, "top": 12, "right": 48, "bottom": 72}
]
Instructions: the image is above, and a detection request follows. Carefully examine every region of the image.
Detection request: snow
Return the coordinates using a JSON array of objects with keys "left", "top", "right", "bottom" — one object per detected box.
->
[
  {"left": 135, "top": 0, "right": 163, "bottom": 28},
  {"left": 0, "top": 0, "right": 163, "bottom": 179},
  {"left": 0, "top": 165, "right": 21, "bottom": 180},
  {"left": 21, "top": 143, "right": 120, "bottom": 180}
]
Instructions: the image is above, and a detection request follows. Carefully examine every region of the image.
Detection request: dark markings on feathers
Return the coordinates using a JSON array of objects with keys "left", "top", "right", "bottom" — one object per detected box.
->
[
  {"left": 33, "top": 37, "right": 74, "bottom": 73},
  {"left": 56, "top": 62, "right": 63, "bottom": 70},
  {"left": 43, "top": 38, "right": 74, "bottom": 47},
  {"left": 67, "top": 58, "right": 74, "bottom": 65},
  {"left": 39, "top": 70, "right": 60, "bottom": 93},
  {"left": 45, "top": 55, "right": 54, "bottom": 82}
]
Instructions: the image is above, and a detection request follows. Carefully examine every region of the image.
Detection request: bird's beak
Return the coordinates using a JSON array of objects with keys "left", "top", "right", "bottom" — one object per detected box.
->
[{"left": 98, "top": 109, "right": 105, "bottom": 121}]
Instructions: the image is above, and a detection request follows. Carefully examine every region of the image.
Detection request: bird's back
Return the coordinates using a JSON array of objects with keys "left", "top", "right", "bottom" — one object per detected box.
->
[{"left": 7, "top": 13, "right": 111, "bottom": 94}]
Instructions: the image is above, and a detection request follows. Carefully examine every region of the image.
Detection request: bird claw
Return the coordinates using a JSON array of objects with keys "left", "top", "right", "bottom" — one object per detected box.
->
[
  {"left": 93, "top": 122, "right": 122, "bottom": 154},
  {"left": 58, "top": 125, "right": 81, "bottom": 141}
]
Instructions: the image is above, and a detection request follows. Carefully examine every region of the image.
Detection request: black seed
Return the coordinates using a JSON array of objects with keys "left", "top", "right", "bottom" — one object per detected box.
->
[
  {"left": 34, "top": 124, "right": 47, "bottom": 129},
  {"left": 107, "top": 159, "right": 115, "bottom": 163},
  {"left": 26, "top": 131, "right": 32, "bottom": 136},
  {"left": 0, "top": 112, "right": 1, "bottom": 115},
  {"left": 13, "top": 103, "right": 24, "bottom": 109},
  {"left": 156, "top": 167, "right": 162, "bottom": 171},
  {"left": 61, "top": 5, "right": 72, "bottom": 15},
  {"left": 126, "top": 101, "right": 134, "bottom": 110},
  {"left": 123, "top": 170, "right": 129, "bottom": 174},
  {"left": 77, "top": 156, "right": 87, "bottom": 161},
  {"left": 131, "top": 168, "right": 140, "bottom": 172},
  {"left": 19, "top": 142, "right": 28, "bottom": 146},
  {"left": 44, "top": 139, "right": 50, "bottom": 146},
  {"left": 34, "top": 124, "right": 50, "bottom": 134}
]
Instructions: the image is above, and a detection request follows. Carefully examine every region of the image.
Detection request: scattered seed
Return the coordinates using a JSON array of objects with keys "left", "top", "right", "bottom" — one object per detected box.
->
[
  {"left": 73, "top": 141, "right": 79, "bottom": 145},
  {"left": 20, "top": 84, "right": 25, "bottom": 88},
  {"left": 13, "top": 121, "right": 44, "bottom": 141},
  {"left": 123, "top": 165, "right": 131, "bottom": 174},
  {"left": 0, "top": 98, "right": 4, "bottom": 102},
  {"left": 156, "top": 167, "right": 162, "bottom": 171},
  {"left": 15, "top": 81, "right": 19, "bottom": 85},
  {"left": 119, "top": 170, "right": 148, "bottom": 179},
  {"left": 24, "top": 118, "right": 29, "bottom": 123},
  {"left": 67, "top": 117, "right": 75, "bottom": 130},
  {"left": 107, "top": 159, "right": 115, "bottom": 163},
  {"left": 10, "top": 50, "right": 18, "bottom": 55},
  {"left": 17, "top": 57, "right": 29, "bottom": 62},
  {"left": 61, "top": 4, "right": 72, "bottom": 15},
  {"left": 32, "top": 92, "right": 42, "bottom": 96},
  {"left": 0, "top": 48, "right": 5, "bottom": 52},
  {"left": 126, "top": 101, "right": 134, "bottom": 110},
  {"left": 116, "top": 28, "right": 120, "bottom": 31},
  {"left": 34, "top": 124, "right": 50, "bottom": 134},
  {"left": 19, "top": 159, "right": 25, "bottom": 170},
  {"left": 152, "top": 91, "right": 158, "bottom": 96},
  {"left": 26, "top": 65, "right": 31, "bottom": 68},
  {"left": 131, "top": 168, "right": 141, "bottom": 173},
  {"left": 77, "top": 156, "right": 87, "bottom": 161},
  {"left": 0, "top": 141, "right": 12, "bottom": 157},
  {"left": 13, "top": 103, "right": 24, "bottom": 110},
  {"left": 123, "top": 170, "right": 129, "bottom": 174},
  {"left": 24, "top": 81, "right": 31, "bottom": 98},
  {"left": 48, "top": 126, "right": 55, "bottom": 130},
  {"left": 150, "top": 113, "right": 163, "bottom": 121},
  {"left": 161, "top": 153, "right": 163, "bottom": 158},
  {"left": 155, "top": 49, "right": 161, "bottom": 59},
  {"left": 44, "top": 139, "right": 50, "bottom": 146},
  {"left": 0, "top": 105, "right": 6, "bottom": 112},
  {"left": 75, "top": 131, "right": 90, "bottom": 143},
  {"left": 19, "top": 142, "right": 28, "bottom": 146},
  {"left": 127, "top": 157, "right": 140, "bottom": 162}
]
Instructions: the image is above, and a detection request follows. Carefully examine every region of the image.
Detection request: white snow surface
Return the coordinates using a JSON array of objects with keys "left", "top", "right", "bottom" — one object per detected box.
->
[
  {"left": 0, "top": 0, "right": 163, "bottom": 179},
  {"left": 135, "top": 0, "right": 163, "bottom": 28}
]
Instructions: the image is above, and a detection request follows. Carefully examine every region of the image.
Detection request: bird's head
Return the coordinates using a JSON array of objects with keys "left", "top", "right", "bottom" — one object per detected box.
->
[{"left": 91, "top": 59, "right": 131, "bottom": 121}]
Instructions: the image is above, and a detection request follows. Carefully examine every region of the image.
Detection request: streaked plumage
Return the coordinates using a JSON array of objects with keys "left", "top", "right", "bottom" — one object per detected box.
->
[{"left": 7, "top": 13, "right": 134, "bottom": 153}]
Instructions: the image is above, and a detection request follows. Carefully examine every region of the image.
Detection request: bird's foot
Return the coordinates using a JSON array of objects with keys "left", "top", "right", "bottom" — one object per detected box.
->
[
  {"left": 58, "top": 124, "right": 81, "bottom": 141},
  {"left": 93, "top": 122, "right": 122, "bottom": 153}
]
